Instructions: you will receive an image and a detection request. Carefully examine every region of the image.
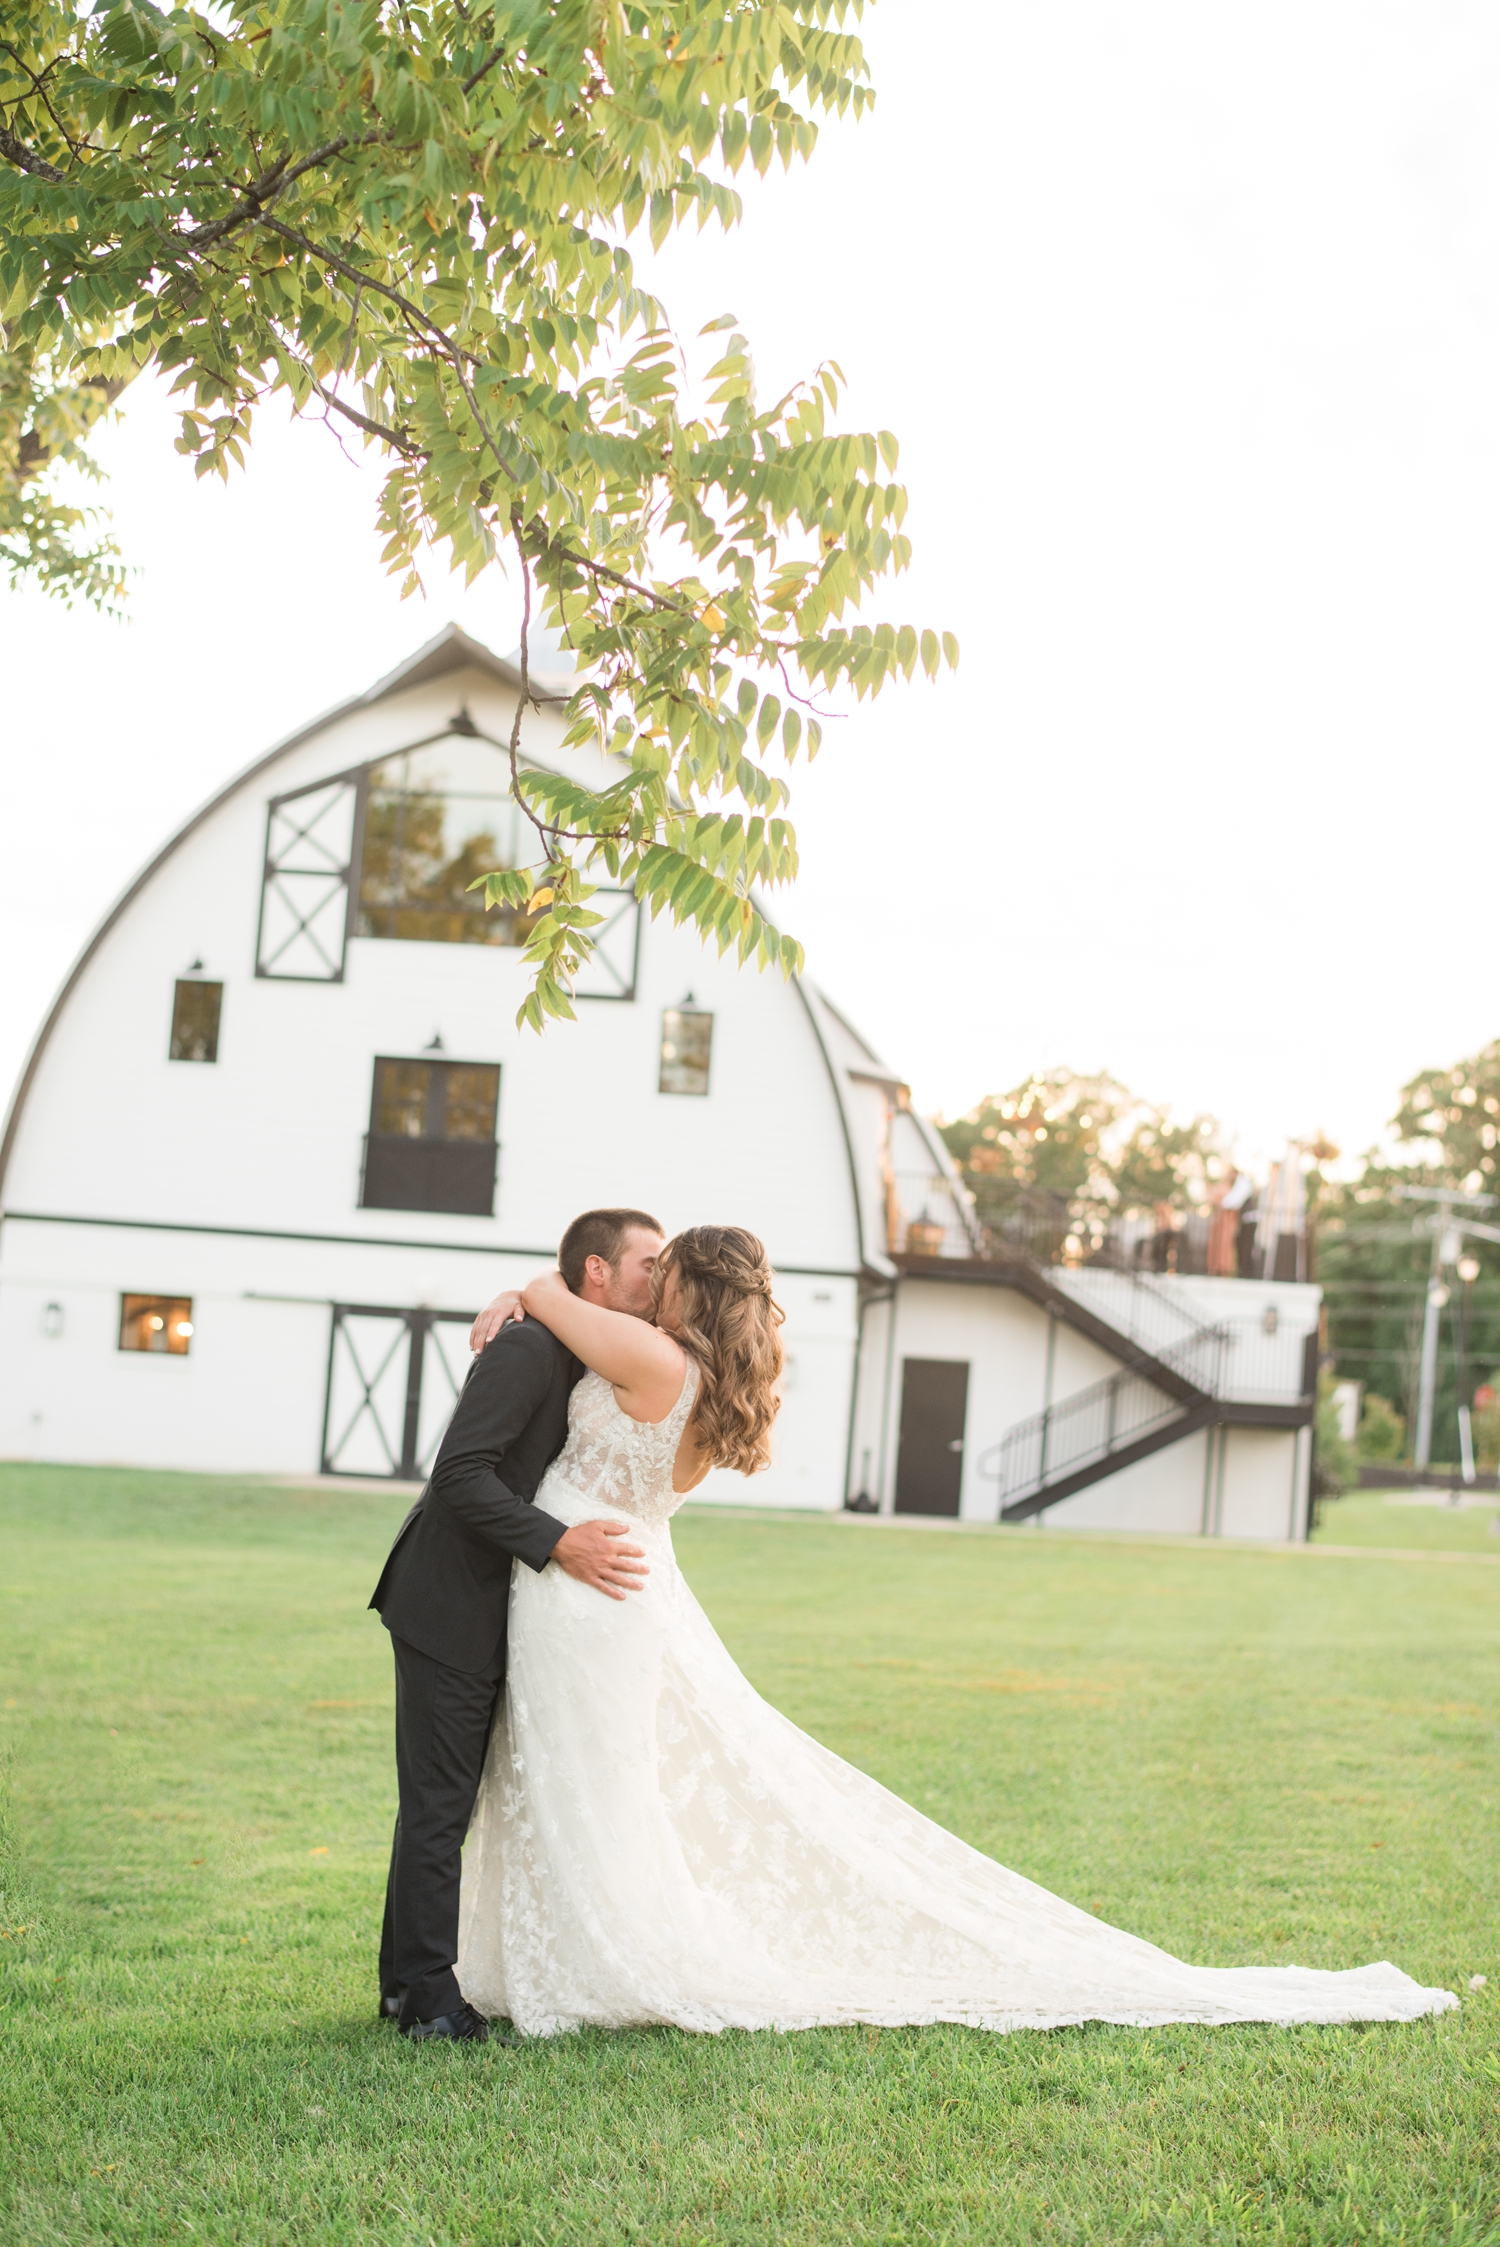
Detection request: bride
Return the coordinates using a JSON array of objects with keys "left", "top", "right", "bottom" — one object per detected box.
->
[{"left": 458, "top": 1225, "right": 1454, "bottom": 2037}]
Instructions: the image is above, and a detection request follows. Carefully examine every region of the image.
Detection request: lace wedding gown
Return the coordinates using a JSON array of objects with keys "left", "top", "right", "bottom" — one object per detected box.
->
[{"left": 458, "top": 1362, "right": 1455, "bottom": 2038}]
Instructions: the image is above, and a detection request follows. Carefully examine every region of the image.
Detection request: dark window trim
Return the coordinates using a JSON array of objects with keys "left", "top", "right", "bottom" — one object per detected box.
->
[
  {"left": 366, "top": 1054, "right": 502, "bottom": 1134},
  {"left": 254, "top": 758, "right": 376, "bottom": 986},
  {"left": 574, "top": 885, "right": 641, "bottom": 1003},
  {"left": 255, "top": 729, "right": 643, "bottom": 998},
  {"left": 168, "top": 976, "right": 224, "bottom": 1064},
  {"left": 362, "top": 1054, "right": 502, "bottom": 1218}
]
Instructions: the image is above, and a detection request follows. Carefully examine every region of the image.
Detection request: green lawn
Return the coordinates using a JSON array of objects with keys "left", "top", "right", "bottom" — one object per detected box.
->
[
  {"left": 1314, "top": 1491, "right": 1500, "bottom": 1553},
  {"left": 1, "top": 1464, "right": 1496, "bottom": 2247}
]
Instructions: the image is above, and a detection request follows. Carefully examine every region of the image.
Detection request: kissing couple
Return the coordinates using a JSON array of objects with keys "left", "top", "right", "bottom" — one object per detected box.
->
[{"left": 370, "top": 1207, "right": 1454, "bottom": 2043}]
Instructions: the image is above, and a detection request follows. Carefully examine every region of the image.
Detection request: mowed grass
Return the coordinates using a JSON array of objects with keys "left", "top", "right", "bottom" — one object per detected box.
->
[
  {"left": 1, "top": 1465, "right": 1497, "bottom": 2247},
  {"left": 1314, "top": 1491, "right": 1500, "bottom": 1554}
]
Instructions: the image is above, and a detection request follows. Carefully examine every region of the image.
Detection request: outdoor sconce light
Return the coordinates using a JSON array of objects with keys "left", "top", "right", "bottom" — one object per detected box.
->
[{"left": 42, "top": 1301, "right": 64, "bottom": 1339}]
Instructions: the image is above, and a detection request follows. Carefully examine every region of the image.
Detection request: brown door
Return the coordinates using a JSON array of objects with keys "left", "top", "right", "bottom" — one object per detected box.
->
[{"left": 894, "top": 1358, "right": 970, "bottom": 1516}]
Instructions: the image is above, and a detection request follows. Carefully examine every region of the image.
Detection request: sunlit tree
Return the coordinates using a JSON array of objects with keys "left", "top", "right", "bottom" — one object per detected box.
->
[{"left": 2, "top": 0, "right": 956, "bottom": 1025}]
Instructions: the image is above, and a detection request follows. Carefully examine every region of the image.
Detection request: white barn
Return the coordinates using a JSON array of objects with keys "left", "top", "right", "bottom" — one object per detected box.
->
[{"left": 0, "top": 628, "right": 1319, "bottom": 1537}]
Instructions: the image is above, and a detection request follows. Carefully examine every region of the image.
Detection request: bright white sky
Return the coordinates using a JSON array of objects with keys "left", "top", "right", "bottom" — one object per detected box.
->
[{"left": 5, "top": 1, "right": 1500, "bottom": 1177}]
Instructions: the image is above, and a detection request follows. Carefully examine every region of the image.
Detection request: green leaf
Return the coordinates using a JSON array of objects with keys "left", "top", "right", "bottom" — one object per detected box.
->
[{"left": 755, "top": 693, "right": 781, "bottom": 749}]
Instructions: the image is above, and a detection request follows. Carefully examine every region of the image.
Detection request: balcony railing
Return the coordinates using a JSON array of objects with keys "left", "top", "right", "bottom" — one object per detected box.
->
[
  {"left": 890, "top": 1179, "right": 1307, "bottom": 1283},
  {"left": 361, "top": 1134, "right": 498, "bottom": 1217}
]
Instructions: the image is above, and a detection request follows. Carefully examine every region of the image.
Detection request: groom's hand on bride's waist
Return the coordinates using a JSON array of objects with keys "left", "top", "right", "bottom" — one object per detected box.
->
[{"left": 551, "top": 1521, "right": 649, "bottom": 1600}]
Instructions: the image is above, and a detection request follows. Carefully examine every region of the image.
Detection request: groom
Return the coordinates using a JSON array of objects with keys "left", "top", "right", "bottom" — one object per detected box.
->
[{"left": 369, "top": 1206, "right": 666, "bottom": 2041}]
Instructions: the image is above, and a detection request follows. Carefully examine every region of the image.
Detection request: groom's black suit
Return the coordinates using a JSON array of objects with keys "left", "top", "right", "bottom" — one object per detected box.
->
[{"left": 370, "top": 1318, "right": 583, "bottom": 2025}]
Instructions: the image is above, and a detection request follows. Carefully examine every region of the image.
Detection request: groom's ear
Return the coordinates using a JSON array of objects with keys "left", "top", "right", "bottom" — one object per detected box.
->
[{"left": 578, "top": 1253, "right": 609, "bottom": 1297}]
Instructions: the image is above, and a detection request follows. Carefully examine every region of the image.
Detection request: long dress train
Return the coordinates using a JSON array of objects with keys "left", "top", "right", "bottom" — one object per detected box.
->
[{"left": 458, "top": 1363, "right": 1455, "bottom": 2037}]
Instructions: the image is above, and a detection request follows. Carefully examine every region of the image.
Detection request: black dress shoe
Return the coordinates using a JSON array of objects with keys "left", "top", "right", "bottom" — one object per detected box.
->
[{"left": 401, "top": 2002, "right": 491, "bottom": 2043}]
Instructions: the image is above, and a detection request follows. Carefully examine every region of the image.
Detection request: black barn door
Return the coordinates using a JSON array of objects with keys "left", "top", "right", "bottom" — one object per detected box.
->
[
  {"left": 321, "top": 1305, "right": 475, "bottom": 1479},
  {"left": 894, "top": 1358, "right": 970, "bottom": 1516}
]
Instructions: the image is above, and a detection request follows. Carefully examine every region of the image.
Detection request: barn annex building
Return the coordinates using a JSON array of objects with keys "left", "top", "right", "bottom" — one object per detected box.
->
[{"left": 0, "top": 628, "right": 1319, "bottom": 1537}]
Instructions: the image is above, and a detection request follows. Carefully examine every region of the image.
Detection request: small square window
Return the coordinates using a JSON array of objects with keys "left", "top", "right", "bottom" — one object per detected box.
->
[
  {"left": 660, "top": 1009, "right": 713, "bottom": 1096},
  {"left": 119, "top": 1295, "right": 194, "bottom": 1354},
  {"left": 169, "top": 980, "right": 223, "bottom": 1063}
]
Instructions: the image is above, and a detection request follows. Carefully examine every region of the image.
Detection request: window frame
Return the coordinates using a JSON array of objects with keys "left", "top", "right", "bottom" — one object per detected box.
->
[
  {"left": 360, "top": 1055, "right": 502, "bottom": 1217},
  {"left": 168, "top": 977, "right": 224, "bottom": 1064},
  {"left": 254, "top": 726, "right": 643, "bottom": 998},
  {"left": 659, "top": 1007, "right": 714, "bottom": 1097}
]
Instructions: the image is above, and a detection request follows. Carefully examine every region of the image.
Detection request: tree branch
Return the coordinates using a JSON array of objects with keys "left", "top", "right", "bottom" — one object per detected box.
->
[
  {"left": 181, "top": 131, "right": 389, "bottom": 252},
  {"left": 0, "top": 119, "right": 66, "bottom": 183},
  {"left": 253, "top": 213, "right": 463, "bottom": 363},
  {"left": 293, "top": 360, "right": 422, "bottom": 457},
  {"left": 462, "top": 43, "right": 507, "bottom": 95}
]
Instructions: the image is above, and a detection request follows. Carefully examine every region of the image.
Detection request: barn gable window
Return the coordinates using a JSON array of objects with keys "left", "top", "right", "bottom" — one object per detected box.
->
[
  {"left": 362, "top": 1056, "right": 501, "bottom": 1216},
  {"left": 358, "top": 739, "right": 529, "bottom": 948},
  {"left": 120, "top": 1294, "right": 194, "bottom": 1354},
  {"left": 169, "top": 979, "right": 222, "bottom": 1063},
  {"left": 660, "top": 1008, "right": 713, "bottom": 1096},
  {"left": 256, "top": 772, "right": 360, "bottom": 982},
  {"left": 354, "top": 736, "right": 641, "bottom": 999}
]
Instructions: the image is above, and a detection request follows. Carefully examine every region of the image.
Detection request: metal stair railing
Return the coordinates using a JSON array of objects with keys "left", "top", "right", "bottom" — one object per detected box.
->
[
  {"left": 980, "top": 1325, "right": 1227, "bottom": 1511},
  {"left": 1042, "top": 1263, "right": 1219, "bottom": 1362}
]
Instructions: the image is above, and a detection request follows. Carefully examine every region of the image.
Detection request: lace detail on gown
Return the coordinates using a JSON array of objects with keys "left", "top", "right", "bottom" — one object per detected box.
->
[
  {"left": 457, "top": 1362, "right": 1457, "bottom": 2039},
  {"left": 539, "top": 1359, "right": 700, "bottom": 1530}
]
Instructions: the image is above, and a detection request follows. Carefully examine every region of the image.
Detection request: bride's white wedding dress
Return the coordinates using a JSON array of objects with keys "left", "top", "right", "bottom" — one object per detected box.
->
[{"left": 458, "top": 1361, "right": 1455, "bottom": 2038}]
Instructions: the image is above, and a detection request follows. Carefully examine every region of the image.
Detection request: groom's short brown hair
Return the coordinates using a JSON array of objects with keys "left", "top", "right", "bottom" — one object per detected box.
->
[{"left": 559, "top": 1207, "right": 665, "bottom": 1292}]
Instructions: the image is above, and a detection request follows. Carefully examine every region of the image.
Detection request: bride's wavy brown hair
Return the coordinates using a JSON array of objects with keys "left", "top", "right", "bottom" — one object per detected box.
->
[{"left": 652, "top": 1226, "right": 785, "bottom": 1475}]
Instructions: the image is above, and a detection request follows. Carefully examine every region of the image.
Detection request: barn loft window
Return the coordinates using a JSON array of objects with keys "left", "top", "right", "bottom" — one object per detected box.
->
[
  {"left": 660, "top": 1008, "right": 713, "bottom": 1096},
  {"left": 256, "top": 733, "right": 642, "bottom": 996},
  {"left": 119, "top": 1294, "right": 194, "bottom": 1354},
  {"left": 353, "top": 735, "right": 642, "bottom": 998},
  {"left": 358, "top": 739, "right": 531, "bottom": 947},
  {"left": 362, "top": 1056, "right": 501, "bottom": 1216},
  {"left": 169, "top": 979, "right": 222, "bottom": 1063}
]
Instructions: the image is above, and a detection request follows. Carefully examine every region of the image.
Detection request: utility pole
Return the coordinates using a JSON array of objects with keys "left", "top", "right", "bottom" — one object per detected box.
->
[
  {"left": 1413, "top": 1237, "right": 1454, "bottom": 1473},
  {"left": 1456, "top": 1254, "right": 1481, "bottom": 1485}
]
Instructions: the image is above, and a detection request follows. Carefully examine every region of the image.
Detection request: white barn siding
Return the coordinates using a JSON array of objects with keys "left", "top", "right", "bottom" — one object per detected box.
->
[
  {"left": 0, "top": 636, "right": 864, "bottom": 1496},
  {"left": 1043, "top": 1430, "right": 1213, "bottom": 1536},
  {"left": 0, "top": 628, "right": 1318, "bottom": 1539}
]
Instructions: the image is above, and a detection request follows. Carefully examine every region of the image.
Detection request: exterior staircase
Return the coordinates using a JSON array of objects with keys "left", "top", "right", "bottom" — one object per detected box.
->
[{"left": 965, "top": 1259, "right": 1316, "bottom": 1522}]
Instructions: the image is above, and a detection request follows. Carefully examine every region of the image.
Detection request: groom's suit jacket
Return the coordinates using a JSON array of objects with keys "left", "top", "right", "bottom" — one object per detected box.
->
[{"left": 369, "top": 1319, "right": 584, "bottom": 1675}]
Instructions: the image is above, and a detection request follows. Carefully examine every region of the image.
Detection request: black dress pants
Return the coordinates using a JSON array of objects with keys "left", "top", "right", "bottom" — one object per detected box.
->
[{"left": 379, "top": 1631, "right": 504, "bottom": 2026}]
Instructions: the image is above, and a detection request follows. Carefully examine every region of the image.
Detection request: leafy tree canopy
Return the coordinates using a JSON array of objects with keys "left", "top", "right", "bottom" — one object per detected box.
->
[
  {"left": 938, "top": 1069, "right": 1224, "bottom": 1234},
  {"left": 1, "top": 0, "right": 956, "bottom": 1026},
  {"left": 1307, "top": 1039, "right": 1500, "bottom": 1448},
  {"left": 1388, "top": 1040, "right": 1500, "bottom": 1195}
]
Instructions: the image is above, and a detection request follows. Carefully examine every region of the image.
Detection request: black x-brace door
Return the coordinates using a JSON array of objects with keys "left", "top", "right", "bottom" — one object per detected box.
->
[{"left": 320, "top": 1304, "right": 475, "bottom": 1479}]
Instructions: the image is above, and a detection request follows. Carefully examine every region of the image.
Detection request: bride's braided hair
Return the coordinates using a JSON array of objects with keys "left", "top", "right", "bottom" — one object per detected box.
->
[{"left": 652, "top": 1226, "right": 785, "bottom": 1475}]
